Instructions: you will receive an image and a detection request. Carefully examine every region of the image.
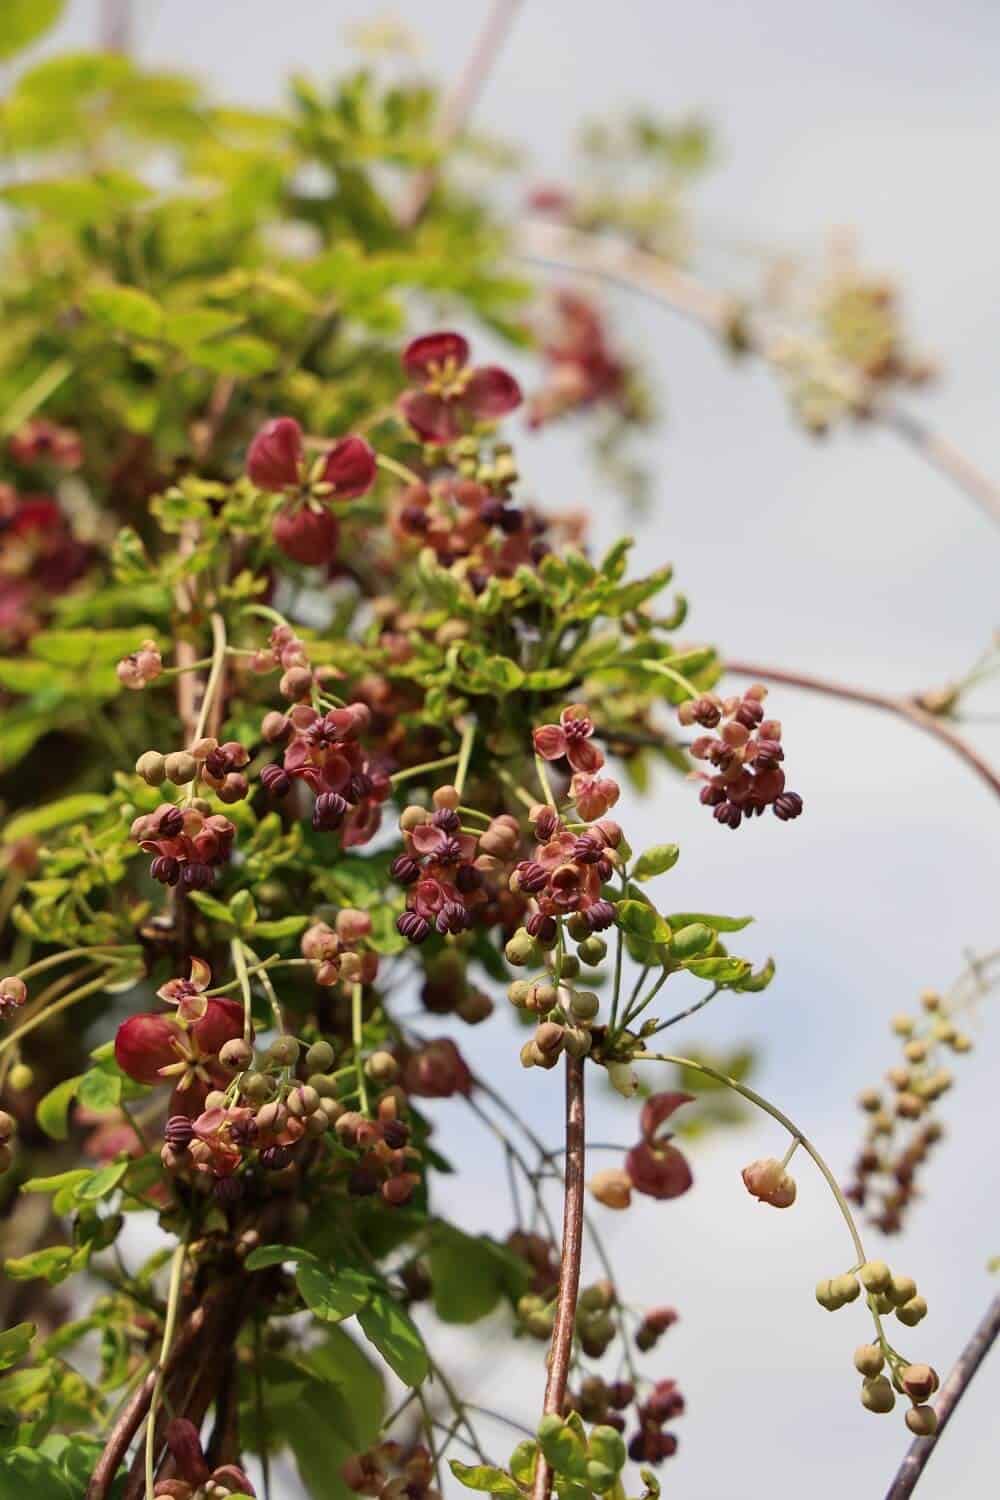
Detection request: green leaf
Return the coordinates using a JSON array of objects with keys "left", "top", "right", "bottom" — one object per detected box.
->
[
  {"left": 253, "top": 915, "right": 310, "bottom": 940},
  {"left": 683, "top": 956, "right": 751, "bottom": 985},
  {"left": 632, "top": 845, "right": 680, "bottom": 882},
  {"left": 187, "top": 891, "right": 236, "bottom": 927},
  {"left": 86, "top": 284, "right": 164, "bottom": 342},
  {"left": 297, "top": 1263, "right": 373, "bottom": 1324},
  {"left": 4, "top": 1244, "right": 88, "bottom": 1284},
  {"left": 429, "top": 1225, "right": 529, "bottom": 1324},
  {"left": 35, "top": 1075, "right": 82, "bottom": 1141},
  {"left": 77, "top": 1064, "right": 122, "bottom": 1114},
  {"left": 357, "top": 1294, "right": 428, "bottom": 1386},
  {"left": 509, "top": 1442, "right": 538, "bottom": 1488},
  {"left": 0, "top": 0, "right": 66, "bottom": 61},
  {"left": 75, "top": 1159, "right": 129, "bottom": 1202},
  {"left": 665, "top": 912, "right": 753, "bottom": 933},
  {"left": 193, "top": 334, "right": 278, "bottom": 376},
  {"left": 245, "top": 1243, "right": 308, "bottom": 1271},
  {"left": 20, "top": 1169, "right": 91, "bottom": 1197},
  {"left": 449, "top": 1462, "right": 523, "bottom": 1497},
  {"left": 0, "top": 1324, "right": 34, "bottom": 1372},
  {"left": 0, "top": 1448, "right": 77, "bottom": 1500},
  {"left": 669, "top": 923, "right": 714, "bottom": 959},
  {"left": 3, "top": 796, "right": 107, "bottom": 846},
  {"left": 616, "top": 900, "right": 672, "bottom": 945}
]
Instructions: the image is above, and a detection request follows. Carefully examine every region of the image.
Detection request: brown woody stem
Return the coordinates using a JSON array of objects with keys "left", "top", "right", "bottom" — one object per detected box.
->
[
  {"left": 884, "top": 1293, "right": 1000, "bottom": 1500},
  {"left": 723, "top": 659, "right": 1000, "bottom": 801},
  {"left": 532, "top": 1054, "right": 586, "bottom": 1500}
]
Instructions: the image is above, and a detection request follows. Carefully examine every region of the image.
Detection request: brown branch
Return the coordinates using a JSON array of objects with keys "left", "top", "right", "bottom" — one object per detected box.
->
[
  {"left": 396, "top": 0, "right": 523, "bottom": 229},
  {"left": 532, "top": 1054, "right": 586, "bottom": 1500},
  {"left": 517, "top": 219, "right": 1000, "bottom": 530},
  {"left": 884, "top": 1293, "right": 1000, "bottom": 1500},
  {"left": 86, "top": 1301, "right": 209, "bottom": 1500},
  {"left": 724, "top": 659, "right": 1000, "bottom": 801}
]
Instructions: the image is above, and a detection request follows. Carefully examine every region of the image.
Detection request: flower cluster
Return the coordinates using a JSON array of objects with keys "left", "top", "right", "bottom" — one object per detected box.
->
[
  {"left": 301, "top": 909, "right": 379, "bottom": 988},
  {"left": 137, "top": 737, "right": 249, "bottom": 804},
  {"left": 847, "top": 986, "right": 971, "bottom": 1234},
  {"left": 393, "top": 795, "right": 523, "bottom": 944},
  {"left": 527, "top": 291, "right": 632, "bottom": 428},
  {"left": 263, "top": 700, "right": 390, "bottom": 847},
  {"left": 8, "top": 419, "right": 83, "bottom": 472},
  {"left": 398, "top": 331, "right": 522, "bottom": 443},
  {"left": 742, "top": 1155, "right": 797, "bottom": 1208},
  {"left": 247, "top": 418, "right": 377, "bottom": 566},
  {"left": 130, "top": 802, "right": 237, "bottom": 889},
  {"left": 682, "top": 684, "right": 804, "bottom": 828},
  {"left": 343, "top": 1441, "right": 441, "bottom": 1500},
  {"left": 0, "top": 486, "right": 91, "bottom": 644},
  {"left": 628, "top": 1378, "right": 686, "bottom": 1465}
]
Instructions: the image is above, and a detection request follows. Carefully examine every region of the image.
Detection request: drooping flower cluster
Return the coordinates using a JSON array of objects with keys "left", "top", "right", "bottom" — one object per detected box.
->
[
  {"left": 628, "top": 1378, "right": 686, "bottom": 1465},
  {"left": 511, "top": 808, "right": 620, "bottom": 928},
  {"left": 682, "top": 684, "right": 804, "bottom": 828},
  {"left": 343, "top": 1441, "right": 441, "bottom": 1500},
  {"left": 393, "top": 795, "right": 523, "bottom": 944},
  {"left": 262, "top": 699, "right": 391, "bottom": 847},
  {"left": 247, "top": 416, "right": 377, "bottom": 565},
  {"left": 131, "top": 802, "right": 237, "bottom": 889}
]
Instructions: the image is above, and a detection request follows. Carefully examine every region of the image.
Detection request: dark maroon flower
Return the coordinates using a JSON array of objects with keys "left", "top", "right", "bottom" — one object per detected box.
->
[
  {"left": 403, "top": 1038, "right": 472, "bottom": 1098},
  {"left": 321, "top": 435, "right": 377, "bottom": 499},
  {"left": 272, "top": 502, "right": 339, "bottom": 566},
  {"left": 260, "top": 763, "right": 291, "bottom": 798},
  {"left": 150, "top": 854, "right": 180, "bottom": 886},
  {"left": 526, "top": 912, "right": 557, "bottom": 943},
  {"left": 774, "top": 791, "right": 804, "bottom": 821},
  {"left": 625, "top": 1091, "right": 695, "bottom": 1201},
  {"left": 164, "top": 1115, "right": 194, "bottom": 1151},
  {"left": 261, "top": 1144, "right": 292, "bottom": 1170},
  {"left": 514, "top": 860, "right": 549, "bottom": 894},
  {"left": 585, "top": 899, "right": 616, "bottom": 932},
  {"left": 397, "top": 911, "right": 431, "bottom": 944},
  {"left": 390, "top": 853, "right": 421, "bottom": 885},
  {"left": 247, "top": 417, "right": 304, "bottom": 490},
  {"left": 313, "top": 792, "right": 350, "bottom": 831},
  {"left": 164, "top": 1419, "right": 211, "bottom": 1486},
  {"left": 398, "top": 331, "right": 522, "bottom": 443},
  {"left": 435, "top": 901, "right": 470, "bottom": 935}
]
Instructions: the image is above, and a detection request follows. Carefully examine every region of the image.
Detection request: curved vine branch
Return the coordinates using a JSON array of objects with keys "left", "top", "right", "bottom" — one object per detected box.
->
[
  {"left": 884, "top": 1293, "right": 1000, "bottom": 1500},
  {"left": 723, "top": 659, "right": 1000, "bottom": 801},
  {"left": 531, "top": 1054, "right": 586, "bottom": 1500},
  {"left": 517, "top": 218, "right": 1000, "bottom": 530}
]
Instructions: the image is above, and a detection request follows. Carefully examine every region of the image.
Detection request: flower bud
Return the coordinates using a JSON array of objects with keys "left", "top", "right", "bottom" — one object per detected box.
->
[
  {"left": 905, "top": 1406, "right": 938, "bottom": 1437},
  {"left": 900, "top": 1364, "right": 939, "bottom": 1402},
  {"left": 8, "top": 1063, "right": 32, "bottom": 1091},
  {"left": 163, "top": 751, "right": 198, "bottom": 786},
  {"left": 831, "top": 1274, "right": 860, "bottom": 1304},
  {"left": 0, "top": 1111, "right": 16, "bottom": 1144},
  {"left": 607, "top": 1062, "right": 638, "bottom": 1098},
  {"left": 853, "top": 1344, "right": 884, "bottom": 1378},
  {"left": 135, "top": 750, "right": 166, "bottom": 786},
  {"left": 288, "top": 1085, "right": 321, "bottom": 1117},
  {"left": 267, "top": 1036, "right": 300, "bottom": 1067},
  {"left": 305, "top": 1040, "right": 335, "bottom": 1073},
  {"left": 218, "top": 1038, "right": 253, "bottom": 1072},
  {"left": 741, "top": 1157, "right": 797, "bottom": 1208},
  {"left": 505, "top": 930, "right": 539, "bottom": 967},
  {"left": 365, "top": 1051, "right": 399, "bottom": 1084},
  {"left": 589, "top": 1168, "right": 632, "bottom": 1210},
  {"left": 895, "top": 1296, "right": 928, "bottom": 1327},
  {"left": 888, "top": 1274, "right": 917, "bottom": 1307},
  {"left": 861, "top": 1377, "right": 895, "bottom": 1414},
  {"left": 0, "top": 977, "right": 27, "bottom": 1008},
  {"left": 577, "top": 936, "right": 608, "bottom": 966},
  {"left": 570, "top": 990, "right": 600, "bottom": 1023},
  {"left": 858, "top": 1261, "right": 892, "bottom": 1294}
]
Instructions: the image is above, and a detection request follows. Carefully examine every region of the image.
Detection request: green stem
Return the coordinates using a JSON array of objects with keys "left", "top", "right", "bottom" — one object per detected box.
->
[
  {"left": 231, "top": 939, "right": 254, "bottom": 1044},
  {"left": 390, "top": 754, "right": 460, "bottom": 786},
  {"left": 14, "top": 946, "right": 140, "bottom": 984},
  {"left": 375, "top": 452, "right": 424, "bottom": 488},
  {"left": 634, "top": 658, "right": 700, "bottom": 700},
  {"left": 0, "top": 357, "right": 73, "bottom": 440},
  {"left": 454, "top": 720, "right": 476, "bottom": 799},
  {"left": 0, "top": 970, "right": 115, "bottom": 1058},
  {"left": 144, "top": 1239, "right": 187, "bottom": 1500},
  {"left": 534, "top": 754, "right": 557, "bottom": 810},
  {"left": 189, "top": 611, "right": 228, "bottom": 752},
  {"left": 352, "top": 983, "right": 369, "bottom": 1115},
  {"left": 243, "top": 945, "right": 285, "bottom": 1034}
]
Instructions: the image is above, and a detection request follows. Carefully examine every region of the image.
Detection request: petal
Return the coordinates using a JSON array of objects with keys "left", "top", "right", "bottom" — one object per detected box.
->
[
  {"left": 410, "top": 824, "right": 446, "bottom": 856},
  {"left": 188, "top": 957, "right": 212, "bottom": 992},
  {"left": 567, "top": 739, "right": 605, "bottom": 775},
  {"left": 640, "top": 1091, "right": 695, "bottom": 1141},
  {"left": 321, "top": 435, "right": 377, "bottom": 499},
  {"left": 626, "top": 1141, "right": 693, "bottom": 1200},
  {"left": 398, "top": 390, "right": 459, "bottom": 443},
  {"left": 272, "top": 502, "right": 339, "bottom": 565},
  {"left": 247, "top": 417, "right": 303, "bottom": 490},
  {"left": 463, "top": 365, "right": 522, "bottom": 421},
  {"left": 192, "top": 998, "right": 245, "bottom": 1057},
  {"left": 402, "top": 331, "right": 470, "bottom": 377},
  {"left": 176, "top": 993, "right": 208, "bottom": 1025},
  {"left": 115, "top": 1013, "right": 180, "bottom": 1084},
  {"left": 532, "top": 724, "right": 567, "bottom": 761}
]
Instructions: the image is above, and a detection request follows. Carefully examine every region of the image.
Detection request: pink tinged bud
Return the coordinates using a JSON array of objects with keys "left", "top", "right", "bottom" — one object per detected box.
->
[
  {"left": 272, "top": 502, "right": 339, "bottom": 565},
  {"left": 247, "top": 416, "right": 303, "bottom": 490},
  {"left": 589, "top": 1167, "right": 633, "bottom": 1210},
  {"left": 0, "top": 977, "right": 27, "bottom": 1007},
  {"left": 625, "top": 1140, "right": 693, "bottom": 1200},
  {"left": 335, "top": 908, "right": 373, "bottom": 943},
  {"left": 321, "top": 435, "right": 377, "bottom": 499},
  {"left": 741, "top": 1157, "right": 797, "bottom": 1207}
]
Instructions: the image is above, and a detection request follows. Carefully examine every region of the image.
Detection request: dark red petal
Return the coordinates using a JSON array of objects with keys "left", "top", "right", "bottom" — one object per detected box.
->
[
  {"left": 397, "top": 390, "right": 460, "bottom": 443},
  {"left": 192, "top": 998, "right": 246, "bottom": 1058},
  {"left": 272, "top": 503, "right": 339, "bottom": 565},
  {"left": 247, "top": 417, "right": 303, "bottom": 490},
  {"left": 463, "top": 365, "right": 522, "bottom": 421},
  {"left": 321, "top": 435, "right": 377, "bottom": 499},
  {"left": 566, "top": 739, "right": 605, "bottom": 776},
  {"left": 626, "top": 1141, "right": 693, "bottom": 1200},
  {"left": 114, "top": 1013, "right": 179, "bottom": 1084},
  {"left": 640, "top": 1091, "right": 695, "bottom": 1142},
  {"left": 402, "top": 331, "right": 469, "bottom": 377}
]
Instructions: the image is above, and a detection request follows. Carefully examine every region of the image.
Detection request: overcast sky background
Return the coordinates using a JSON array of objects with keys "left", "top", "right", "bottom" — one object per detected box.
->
[{"left": 44, "top": 3, "right": 1000, "bottom": 1496}]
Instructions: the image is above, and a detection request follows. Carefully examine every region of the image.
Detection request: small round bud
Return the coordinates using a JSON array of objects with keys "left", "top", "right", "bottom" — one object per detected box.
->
[
  {"left": 0, "top": 1143, "right": 13, "bottom": 1174},
  {"left": 507, "top": 980, "right": 532, "bottom": 1009},
  {"left": 365, "top": 1051, "right": 399, "bottom": 1084},
  {"left": 288, "top": 1085, "right": 321, "bottom": 1117},
  {"left": 904, "top": 1039, "right": 928, "bottom": 1064},
  {"left": 163, "top": 751, "right": 198, "bottom": 786},
  {"left": 831, "top": 1274, "right": 860, "bottom": 1304},
  {"left": 577, "top": 936, "right": 608, "bottom": 966},
  {"left": 267, "top": 1036, "right": 300, "bottom": 1067},
  {"left": 858, "top": 1261, "right": 892, "bottom": 1294},
  {"left": 919, "top": 989, "right": 941, "bottom": 1012},
  {"left": 861, "top": 1377, "right": 896, "bottom": 1415},
  {"left": 204, "top": 1090, "right": 228, "bottom": 1110},
  {"left": 858, "top": 1088, "right": 882, "bottom": 1113},
  {"left": 399, "top": 805, "right": 429, "bottom": 832},
  {"left": 853, "top": 1344, "right": 884, "bottom": 1378},
  {"left": 570, "top": 990, "right": 601, "bottom": 1023},
  {"left": 905, "top": 1406, "right": 938, "bottom": 1437},
  {"left": 135, "top": 750, "right": 167, "bottom": 786},
  {"left": 891, "top": 1013, "right": 915, "bottom": 1036},
  {"left": 242, "top": 1072, "right": 273, "bottom": 1103},
  {"left": 895, "top": 1296, "right": 928, "bottom": 1327},
  {"left": 505, "top": 930, "right": 539, "bottom": 967},
  {"left": 0, "top": 1111, "right": 17, "bottom": 1144},
  {"left": 432, "top": 784, "right": 461, "bottom": 810},
  {"left": 0, "top": 977, "right": 27, "bottom": 1008},
  {"left": 305, "top": 1040, "right": 335, "bottom": 1073},
  {"left": 889, "top": 1274, "right": 918, "bottom": 1307},
  {"left": 8, "top": 1062, "right": 33, "bottom": 1091},
  {"left": 218, "top": 1038, "right": 253, "bottom": 1072},
  {"left": 815, "top": 1279, "right": 840, "bottom": 1311},
  {"left": 900, "top": 1364, "right": 939, "bottom": 1403},
  {"left": 589, "top": 1168, "right": 631, "bottom": 1210}
]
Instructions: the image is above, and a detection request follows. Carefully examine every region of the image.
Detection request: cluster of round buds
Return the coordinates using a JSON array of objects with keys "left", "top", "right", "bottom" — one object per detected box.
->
[
  {"left": 852, "top": 1343, "right": 940, "bottom": 1432},
  {"left": 301, "top": 909, "right": 379, "bottom": 989},
  {"left": 683, "top": 685, "right": 803, "bottom": 828},
  {"left": 0, "top": 975, "right": 27, "bottom": 1022},
  {"left": 343, "top": 1441, "right": 441, "bottom": 1500},
  {"left": 418, "top": 951, "right": 494, "bottom": 1025},
  {"left": 136, "top": 738, "right": 249, "bottom": 804},
  {"left": 248, "top": 623, "right": 319, "bottom": 703},
  {"left": 131, "top": 802, "right": 236, "bottom": 890},
  {"left": 0, "top": 1110, "right": 18, "bottom": 1174},
  {"left": 335, "top": 1093, "right": 421, "bottom": 1208},
  {"left": 847, "top": 988, "right": 971, "bottom": 1234},
  {"left": 574, "top": 1279, "right": 618, "bottom": 1357},
  {"left": 628, "top": 1379, "right": 685, "bottom": 1466},
  {"left": 247, "top": 417, "right": 377, "bottom": 566},
  {"left": 116, "top": 638, "right": 163, "bottom": 691},
  {"left": 636, "top": 1305, "right": 679, "bottom": 1353},
  {"left": 401, "top": 1038, "right": 471, "bottom": 1099},
  {"left": 816, "top": 1258, "right": 926, "bottom": 1323},
  {"left": 393, "top": 788, "right": 523, "bottom": 944},
  {"left": 567, "top": 1374, "right": 635, "bottom": 1432},
  {"left": 505, "top": 1230, "right": 560, "bottom": 1298},
  {"left": 742, "top": 1155, "right": 797, "bottom": 1208}
]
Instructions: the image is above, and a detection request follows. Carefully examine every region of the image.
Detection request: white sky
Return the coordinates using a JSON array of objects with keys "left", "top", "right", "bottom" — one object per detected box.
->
[{"left": 44, "top": 4, "right": 1000, "bottom": 1496}]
